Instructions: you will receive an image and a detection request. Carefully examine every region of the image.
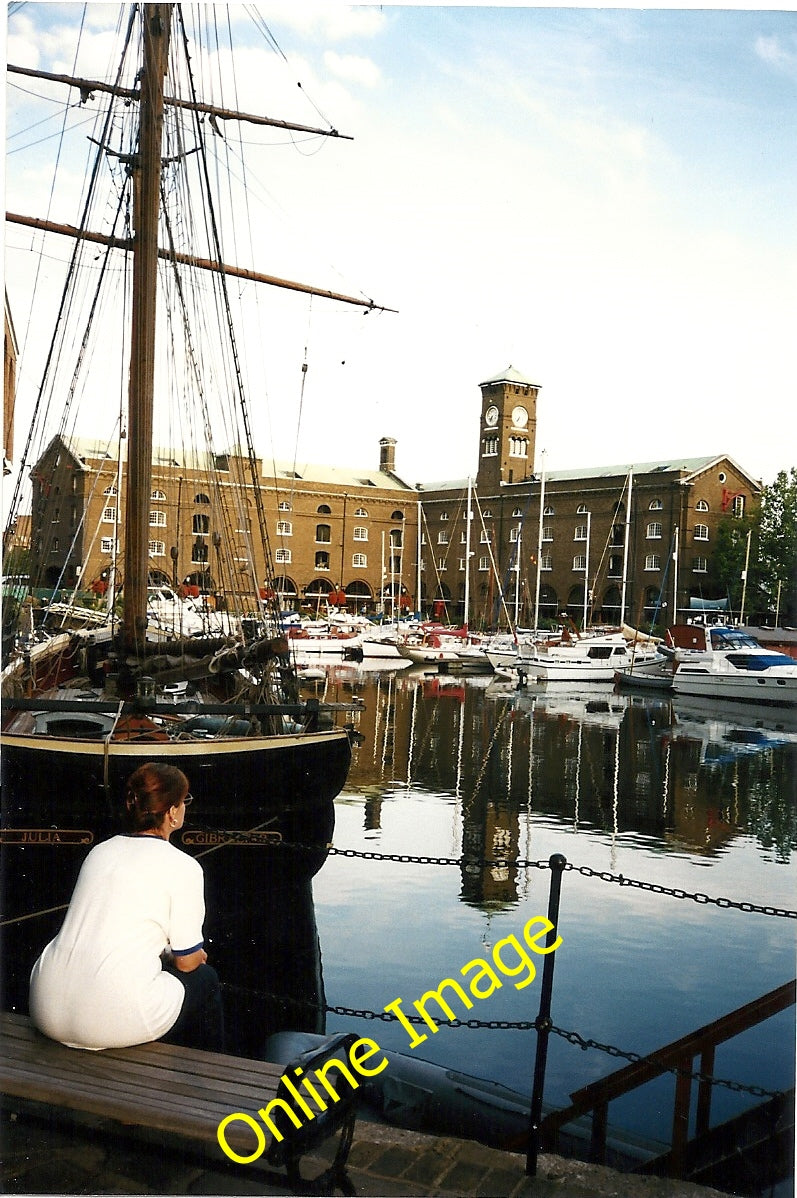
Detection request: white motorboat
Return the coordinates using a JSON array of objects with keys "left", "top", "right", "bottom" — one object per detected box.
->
[{"left": 668, "top": 624, "right": 797, "bottom": 706}]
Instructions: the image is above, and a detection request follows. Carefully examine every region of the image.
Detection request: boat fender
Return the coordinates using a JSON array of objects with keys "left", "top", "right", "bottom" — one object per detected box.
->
[{"left": 264, "top": 1031, "right": 531, "bottom": 1148}]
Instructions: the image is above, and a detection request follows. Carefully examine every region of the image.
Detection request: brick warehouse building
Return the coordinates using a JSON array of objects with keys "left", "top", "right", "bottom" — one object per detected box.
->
[
  {"left": 26, "top": 435, "right": 417, "bottom": 615},
  {"left": 417, "top": 368, "right": 762, "bottom": 628},
  {"left": 25, "top": 367, "right": 761, "bottom": 627}
]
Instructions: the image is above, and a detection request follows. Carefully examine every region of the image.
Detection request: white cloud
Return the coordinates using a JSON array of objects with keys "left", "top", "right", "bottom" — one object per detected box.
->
[
  {"left": 754, "top": 34, "right": 797, "bottom": 80},
  {"left": 323, "top": 51, "right": 381, "bottom": 89},
  {"left": 256, "top": 3, "right": 387, "bottom": 43}
]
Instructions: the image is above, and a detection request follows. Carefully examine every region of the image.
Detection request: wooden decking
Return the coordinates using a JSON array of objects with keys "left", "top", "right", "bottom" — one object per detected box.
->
[{"left": 0, "top": 1011, "right": 357, "bottom": 1194}]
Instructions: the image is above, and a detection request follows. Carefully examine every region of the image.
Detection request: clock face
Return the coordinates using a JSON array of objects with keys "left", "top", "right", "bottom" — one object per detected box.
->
[
  {"left": 485, "top": 405, "right": 499, "bottom": 427},
  {"left": 511, "top": 406, "right": 528, "bottom": 429}
]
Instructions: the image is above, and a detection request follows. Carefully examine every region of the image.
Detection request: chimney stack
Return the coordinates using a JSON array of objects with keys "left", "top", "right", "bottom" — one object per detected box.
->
[{"left": 379, "top": 437, "right": 397, "bottom": 474}]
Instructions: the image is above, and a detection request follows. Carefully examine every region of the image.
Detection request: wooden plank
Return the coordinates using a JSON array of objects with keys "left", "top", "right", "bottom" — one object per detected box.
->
[
  {"left": 0, "top": 1014, "right": 351, "bottom": 1157},
  {"left": 3, "top": 1044, "right": 281, "bottom": 1108}
]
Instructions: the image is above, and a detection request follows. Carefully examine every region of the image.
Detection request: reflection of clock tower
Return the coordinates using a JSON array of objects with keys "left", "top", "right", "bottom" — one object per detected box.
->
[{"left": 476, "top": 366, "right": 540, "bottom": 490}]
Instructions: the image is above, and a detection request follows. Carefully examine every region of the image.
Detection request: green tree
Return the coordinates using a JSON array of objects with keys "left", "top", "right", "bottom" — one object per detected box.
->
[
  {"left": 708, "top": 515, "right": 756, "bottom": 613},
  {"left": 753, "top": 468, "right": 797, "bottom": 625}
]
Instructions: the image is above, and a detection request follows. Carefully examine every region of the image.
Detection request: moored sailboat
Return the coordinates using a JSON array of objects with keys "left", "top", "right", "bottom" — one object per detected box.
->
[{"left": 2, "top": 5, "right": 391, "bottom": 876}]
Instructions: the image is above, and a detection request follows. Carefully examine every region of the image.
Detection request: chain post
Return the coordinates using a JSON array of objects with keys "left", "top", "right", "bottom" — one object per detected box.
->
[{"left": 526, "top": 852, "right": 567, "bottom": 1176}]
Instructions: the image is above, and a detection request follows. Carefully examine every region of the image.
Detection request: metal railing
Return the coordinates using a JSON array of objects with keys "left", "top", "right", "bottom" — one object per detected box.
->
[{"left": 540, "top": 978, "right": 796, "bottom": 1178}]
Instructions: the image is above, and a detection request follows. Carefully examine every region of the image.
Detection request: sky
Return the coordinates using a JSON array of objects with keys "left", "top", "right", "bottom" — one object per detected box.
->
[{"left": 4, "top": 3, "right": 797, "bottom": 495}]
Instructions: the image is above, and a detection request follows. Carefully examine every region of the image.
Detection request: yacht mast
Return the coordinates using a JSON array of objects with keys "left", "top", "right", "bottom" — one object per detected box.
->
[{"left": 124, "top": 4, "right": 172, "bottom": 652}]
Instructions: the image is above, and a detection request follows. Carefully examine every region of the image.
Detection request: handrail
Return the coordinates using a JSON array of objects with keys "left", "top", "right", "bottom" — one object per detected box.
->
[{"left": 542, "top": 979, "right": 795, "bottom": 1177}]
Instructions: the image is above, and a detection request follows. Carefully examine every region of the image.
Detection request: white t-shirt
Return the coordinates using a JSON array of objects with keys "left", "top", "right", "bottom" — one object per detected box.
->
[{"left": 29, "top": 834, "right": 206, "bottom": 1050}]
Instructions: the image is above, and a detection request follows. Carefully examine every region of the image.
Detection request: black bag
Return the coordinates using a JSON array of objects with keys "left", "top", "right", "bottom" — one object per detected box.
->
[{"left": 266, "top": 1032, "right": 359, "bottom": 1194}]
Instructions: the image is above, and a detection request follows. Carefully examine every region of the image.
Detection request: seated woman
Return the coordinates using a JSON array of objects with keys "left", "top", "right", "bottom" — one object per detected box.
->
[{"left": 29, "top": 762, "right": 224, "bottom": 1052}]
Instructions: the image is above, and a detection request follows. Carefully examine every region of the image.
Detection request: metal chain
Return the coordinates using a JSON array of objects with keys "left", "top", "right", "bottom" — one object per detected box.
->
[
  {"left": 277, "top": 842, "right": 793, "bottom": 919},
  {"left": 222, "top": 982, "right": 782, "bottom": 1102},
  {"left": 547, "top": 1023, "right": 783, "bottom": 1100}
]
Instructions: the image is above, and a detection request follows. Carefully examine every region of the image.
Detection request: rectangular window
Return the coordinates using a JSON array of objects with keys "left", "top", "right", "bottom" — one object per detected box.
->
[
  {"left": 694, "top": 524, "right": 709, "bottom": 541},
  {"left": 732, "top": 495, "right": 745, "bottom": 518},
  {"left": 150, "top": 511, "right": 166, "bottom": 527},
  {"left": 478, "top": 556, "right": 489, "bottom": 571},
  {"left": 275, "top": 548, "right": 292, "bottom": 564},
  {"left": 645, "top": 554, "right": 661, "bottom": 571},
  {"left": 542, "top": 526, "right": 553, "bottom": 542},
  {"left": 438, "top": 558, "right": 448, "bottom": 571},
  {"left": 101, "top": 537, "right": 117, "bottom": 554},
  {"left": 573, "top": 555, "right": 587, "bottom": 571},
  {"left": 437, "top": 532, "right": 449, "bottom": 545},
  {"left": 353, "top": 527, "right": 368, "bottom": 541},
  {"left": 646, "top": 522, "right": 662, "bottom": 539},
  {"left": 693, "top": 556, "right": 708, "bottom": 573},
  {"left": 148, "top": 540, "right": 165, "bottom": 557},
  {"left": 574, "top": 525, "right": 588, "bottom": 541},
  {"left": 102, "top": 507, "right": 117, "bottom": 523},
  {"left": 276, "top": 521, "right": 292, "bottom": 536},
  {"left": 458, "top": 558, "right": 466, "bottom": 571},
  {"left": 540, "top": 554, "right": 552, "bottom": 571}
]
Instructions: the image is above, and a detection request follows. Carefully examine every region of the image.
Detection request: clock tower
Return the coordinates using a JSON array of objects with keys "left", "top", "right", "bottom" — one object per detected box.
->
[{"left": 476, "top": 366, "right": 540, "bottom": 491}]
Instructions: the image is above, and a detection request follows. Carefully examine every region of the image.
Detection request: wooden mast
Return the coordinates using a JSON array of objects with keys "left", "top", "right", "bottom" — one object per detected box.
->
[{"left": 124, "top": 4, "right": 172, "bottom": 653}]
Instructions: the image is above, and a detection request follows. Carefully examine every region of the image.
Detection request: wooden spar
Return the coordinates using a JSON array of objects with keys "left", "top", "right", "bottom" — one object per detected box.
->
[
  {"left": 124, "top": 4, "right": 171, "bottom": 654},
  {"left": 6, "top": 214, "right": 395, "bottom": 313},
  {"left": 7, "top": 63, "right": 353, "bottom": 140}
]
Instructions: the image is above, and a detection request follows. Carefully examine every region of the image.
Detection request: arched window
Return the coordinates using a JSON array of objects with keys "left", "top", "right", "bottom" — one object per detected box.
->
[
  {"left": 572, "top": 555, "right": 587, "bottom": 572},
  {"left": 574, "top": 525, "right": 588, "bottom": 541},
  {"left": 577, "top": 503, "right": 588, "bottom": 514},
  {"left": 694, "top": 524, "right": 709, "bottom": 541},
  {"left": 354, "top": 507, "right": 368, "bottom": 517},
  {"left": 695, "top": 499, "right": 709, "bottom": 512},
  {"left": 512, "top": 507, "right": 523, "bottom": 518},
  {"left": 646, "top": 522, "right": 662, "bottom": 539},
  {"left": 649, "top": 498, "right": 663, "bottom": 511},
  {"left": 542, "top": 525, "right": 553, "bottom": 542},
  {"left": 275, "top": 547, "right": 292, "bottom": 564},
  {"left": 391, "top": 510, "right": 404, "bottom": 521},
  {"left": 278, "top": 500, "right": 292, "bottom": 512},
  {"left": 194, "top": 493, "right": 210, "bottom": 505},
  {"left": 151, "top": 489, "right": 166, "bottom": 500},
  {"left": 352, "top": 553, "right": 367, "bottom": 568},
  {"left": 483, "top": 508, "right": 493, "bottom": 520},
  {"left": 317, "top": 504, "right": 331, "bottom": 515},
  {"left": 440, "top": 511, "right": 449, "bottom": 521},
  {"left": 540, "top": 553, "right": 552, "bottom": 571},
  {"left": 276, "top": 520, "right": 292, "bottom": 537},
  {"left": 645, "top": 554, "right": 661, "bottom": 571},
  {"left": 543, "top": 504, "right": 555, "bottom": 516},
  {"left": 390, "top": 529, "right": 402, "bottom": 548},
  {"left": 192, "top": 513, "right": 209, "bottom": 535},
  {"left": 148, "top": 540, "right": 165, "bottom": 557},
  {"left": 103, "top": 484, "right": 117, "bottom": 496},
  {"left": 353, "top": 526, "right": 368, "bottom": 541},
  {"left": 316, "top": 523, "right": 331, "bottom": 543},
  {"left": 693, "top": 556, "right": 708, "bottom": 573}
]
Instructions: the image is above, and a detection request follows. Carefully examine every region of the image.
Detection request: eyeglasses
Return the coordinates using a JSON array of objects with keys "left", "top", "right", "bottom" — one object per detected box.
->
[{"left": 183, "top": 793, "right": 194, "bottom": 807}]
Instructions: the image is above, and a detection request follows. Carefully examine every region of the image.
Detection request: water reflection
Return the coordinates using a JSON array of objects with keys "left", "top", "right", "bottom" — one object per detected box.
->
[{"left": 313, "top": 664, "right": 797, "bottom": 909}]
